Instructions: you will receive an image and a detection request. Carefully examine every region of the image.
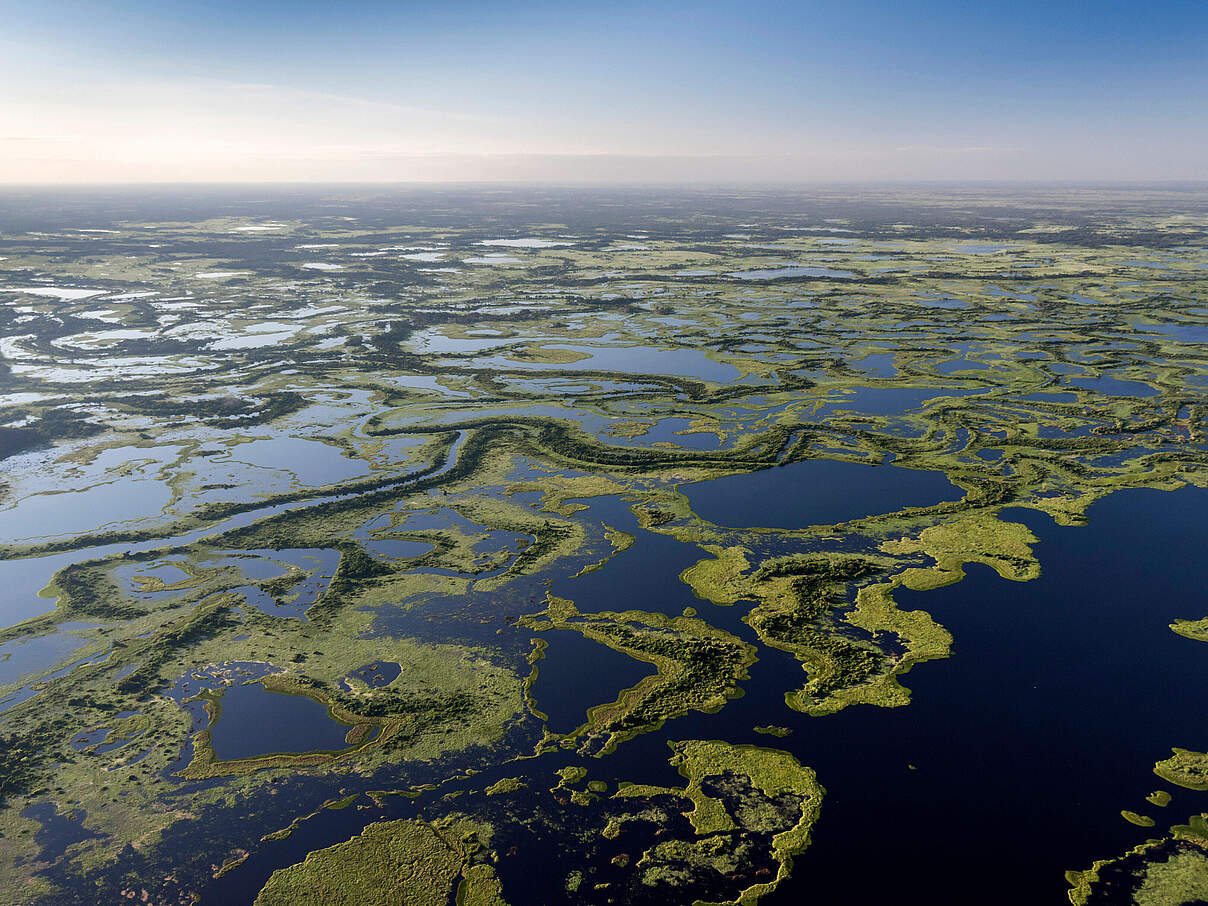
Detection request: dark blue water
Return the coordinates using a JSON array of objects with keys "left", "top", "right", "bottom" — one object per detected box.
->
[
  {"left": 684, "top": 459, "right": 964, "bottom": 528},
  {"left": 531, "top": 496, "right": 705, "bottom": 728},
  {"left": 516, "top": 486, "right": 1208, "bottom": 905},
  {"left": 767, "top": 488, "right": 1208, "bottom": 905},
  {"left": 209, "top": 682, "right": 352, "bottom": 761},
  {"left": 1071, "top": 376, "right": 1159, "bottom": 398},
  {"left": 203, "top": 486, "right": 1208, "bottom": 906},
  {"left": 818, "top": 385, "right": 980, "bottom": 417},
  {"left": 533, "top": 629, "right": 656, "bottom": 732},
  {"left": 554, "top": 497, "right": 703, "bottom": 617}
]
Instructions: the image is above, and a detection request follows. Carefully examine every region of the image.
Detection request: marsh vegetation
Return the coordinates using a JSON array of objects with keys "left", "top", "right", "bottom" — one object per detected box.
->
[{"left": 0, "top": 186, "right": 1206, "bottom": 905}]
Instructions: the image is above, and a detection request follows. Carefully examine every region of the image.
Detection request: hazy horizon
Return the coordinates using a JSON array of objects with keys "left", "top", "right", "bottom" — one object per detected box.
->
[
  {"left": 4, "top": 175, "right": 1208, "bottom": 187},
  {"left": 3, "top": 0, "right": 1205, "bottom": 184}
]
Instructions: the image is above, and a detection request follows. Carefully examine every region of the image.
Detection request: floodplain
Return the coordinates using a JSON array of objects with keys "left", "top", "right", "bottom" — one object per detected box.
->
[{"left": 0, "top": 185, "right": 1206, "bottom": 905}]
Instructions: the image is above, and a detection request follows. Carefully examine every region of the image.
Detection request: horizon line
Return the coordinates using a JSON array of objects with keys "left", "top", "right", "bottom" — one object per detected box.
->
[{"left": 3, "top": 178, "right": 1208, "bottom": 188}]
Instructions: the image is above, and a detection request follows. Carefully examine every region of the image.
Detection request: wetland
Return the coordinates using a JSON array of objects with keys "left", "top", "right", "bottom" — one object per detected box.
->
[{"left": 0, "top": 185, "right": 1206, "bottom": 905}]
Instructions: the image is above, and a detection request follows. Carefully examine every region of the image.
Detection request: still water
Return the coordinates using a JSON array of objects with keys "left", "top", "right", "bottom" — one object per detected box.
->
[
  {"left": 208, "top": 482, "right": 1208, "bottom": 904},
  {"left": 683, "top": 458, "right": 964, "bottom": 528},
  {"left": 209, "top": 682, "right": 351, "bottom": 761},
  {"left": 531, "top": 486, "right": 1208, "bottom": 904}
]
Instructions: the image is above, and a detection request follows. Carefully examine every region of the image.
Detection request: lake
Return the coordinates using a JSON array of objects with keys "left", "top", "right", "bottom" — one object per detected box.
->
[
  {"left": 514, "top": 486, "right": 1208, "bottom": 905},
  {"left": 683, "top": 458, "right": 965, "bottom": 528}
]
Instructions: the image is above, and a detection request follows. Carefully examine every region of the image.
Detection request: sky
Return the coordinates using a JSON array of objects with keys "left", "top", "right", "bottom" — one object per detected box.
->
[{"left": 1, "top": 0, "right": 1205, "bottom": 183}]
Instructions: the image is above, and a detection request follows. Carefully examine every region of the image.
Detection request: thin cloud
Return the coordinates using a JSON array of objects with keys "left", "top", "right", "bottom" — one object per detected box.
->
[
  {"left": 202, "top": 78, "right": 494, "bottom": 124},
  {"left": 894, "top": 145, "right": 1020, "bottom": 154}
]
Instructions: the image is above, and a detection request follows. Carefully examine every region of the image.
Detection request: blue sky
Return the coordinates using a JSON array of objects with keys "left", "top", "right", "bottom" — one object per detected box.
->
[{"left": 2, "top": 0, "right": 1205, "bottom": 181}]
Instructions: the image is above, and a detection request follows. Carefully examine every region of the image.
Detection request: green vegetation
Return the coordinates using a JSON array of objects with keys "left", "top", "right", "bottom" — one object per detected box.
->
[
  {"left": 1154, "top": 748, "right": 1208, "bottom": 791},
  {"left": 2, "top": 189, "right": 1207, "bottom": 904},
  {"left": 1121, "top": 810, "right": 1156, "bottom": 827},
  {"left": 1170, "top": 617, "right": 1208, "bottom": 642},
  {"left": 254, "top": 817, "right": 506, "bottom": 906},
  {"left": 484, "top": 777, "right": 525, "bottom": 797},
  {"left": 1146, "top": 790, "right": 1172, "bottom": 808},
  {"left": 740, "top": 556, "right": 888, "bottom": 713},
  {"left": 613, "top": 739, "right": 824, "bottom": 904},
  {"left": 1068, "top": 812, "right": 1208, "bottom": 906},
  {"left": 523, "top": 596, "right": 756, "bottom": 753}
]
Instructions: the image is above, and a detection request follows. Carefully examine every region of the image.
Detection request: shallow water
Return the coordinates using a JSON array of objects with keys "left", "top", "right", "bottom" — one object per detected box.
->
[
  {"left": 1147, "top": 323, "right": 1208, "bottom": 344},
  {"left": 0, "top": 478, "right": 173, "bottom": 543},
  {"left": 220, "top": 437, "right": 372, "bottom": 487},
  {"left": 626, "top": 416, "right": 725, "bottom": 450},
  {"left": 953, "top": 244, "right": 1013, "bottom": 254},
  {"left": 0, "top": 432, "right": 470, "bottom": 629},
  {"left": 0, "top": 622, "right": 97, "bottom": 686},
  {"left": 479, "top": 238, "right": 569, "bottom": 248},
  {"left": 849, "top": 352, "right": 897, "bottom": 378}
]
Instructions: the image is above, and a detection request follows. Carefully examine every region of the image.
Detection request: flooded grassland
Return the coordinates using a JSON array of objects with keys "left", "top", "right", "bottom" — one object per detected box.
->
[{"left": 0, "top": 186, "right": 1206, "bottom": 905}]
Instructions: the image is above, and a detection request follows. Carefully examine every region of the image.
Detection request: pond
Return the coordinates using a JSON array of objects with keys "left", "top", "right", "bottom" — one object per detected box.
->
[
  {"left": 1, "top": 477, "right": 173, "bottom": 542},
  {"left": 218, "top": 436, "right": 372, "bottom": 487},
  {"left": 208, "top": 682, "right": 352, "bottom": 762},
  {"left": 1070, "top": 376, "right": 1159, "bottom": 398},
  {"left": 0, "top": 622, "right": 97, "bottom": 687},
  {"left": 849, "top": 352, "right": 897, "bottom": 378},
  {"left": 683, "top": 458, "right": 964, "bottom": 528}
]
